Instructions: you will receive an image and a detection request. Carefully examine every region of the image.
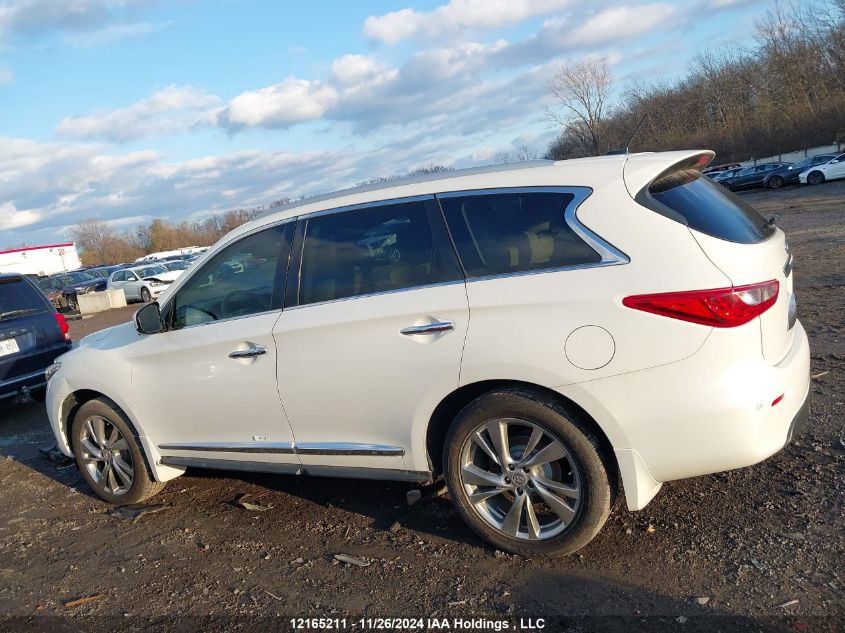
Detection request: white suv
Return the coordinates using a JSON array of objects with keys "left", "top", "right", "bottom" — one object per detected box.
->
[{"left": 45, "top": 150, "right": 810, "bottom": 556}]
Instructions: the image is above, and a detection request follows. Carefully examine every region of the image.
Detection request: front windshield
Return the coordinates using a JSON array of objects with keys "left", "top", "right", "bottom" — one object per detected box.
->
[
  {"left": 738, "top": 167, "right": 755, "bottom": 176},
  {"left": 139, "top": 265, "right": 167, "bottom": 277},
  {"left": 59, "top": 272, "right": 96, "bottom": 284},
  {"left": 166, "top": 261, "right": 188, "bottom": 270}
]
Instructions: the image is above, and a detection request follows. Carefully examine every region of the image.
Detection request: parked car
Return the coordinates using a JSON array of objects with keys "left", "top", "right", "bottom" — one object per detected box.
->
[
  {"left": 799, "top": 152, "right": 845, "bottom": 185},
  {"left": 710, "top": 167, "right": 744, "bottom": 182},
  {"left": 701, "top": 162, "right": 742, "bottom": 176},
  {"left": 160, "top": 260, "right": 192, "bottom": 272},
  {"left": 87, "top": 264, "right": 126, "bottom": 279},
  {"left": 37, "top": 270, "right": 107, "bottom": 312},
  {"left": 763, "top": 155, "right": 838, "bottom": 189},
  {"left": 1, "top": 273, "right": 71, "bottom": 402},
  {"left": 719, "top": 162, "right": 791, "bottom": 191},
  {"left": 106, "top": 264, "right": 184, "bottom": 303},
  {"left": 45, "top": 151, "right": 809, "bottom": 556}
]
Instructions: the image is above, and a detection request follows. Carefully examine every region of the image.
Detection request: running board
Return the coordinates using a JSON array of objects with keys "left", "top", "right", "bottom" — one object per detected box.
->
[{"left": 159, "top": 456, "right": 431, "bottom": 483}]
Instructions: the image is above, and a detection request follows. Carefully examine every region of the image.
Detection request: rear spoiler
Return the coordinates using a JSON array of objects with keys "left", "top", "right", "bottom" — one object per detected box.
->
[{"left": 622, "top": 150, "right": 715, "bottom": 199}]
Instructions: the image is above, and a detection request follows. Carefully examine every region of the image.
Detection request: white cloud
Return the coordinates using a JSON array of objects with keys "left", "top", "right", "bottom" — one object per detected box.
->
[
  {"left": 364, "top": 0, "right": 574, "bottom": 44},
  {"left": 56, "top": 85, "right": 220, "bottom": 142},
  {"left": 0, "top": 202, "right": 39, "bottom": 230},
  {"left": 218, "top": 78, "right": 338, "bottom": 129},
  {"left": 564, "top": 3, "right": 678, "bottom": 48},
  {"left": 0, "top": 0, "right": 151, "bottom": 44},
  {"left": 63, "top": 20, "right": 171, "bottom": 47}
]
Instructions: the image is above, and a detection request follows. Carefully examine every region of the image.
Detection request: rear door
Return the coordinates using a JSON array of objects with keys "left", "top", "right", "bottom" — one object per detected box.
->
[
  {"left": 0, "top": 276, "right": 67, "bottom": 384},
  {"left": 273, "top": 197, "right": 468, "bottom": 474}
]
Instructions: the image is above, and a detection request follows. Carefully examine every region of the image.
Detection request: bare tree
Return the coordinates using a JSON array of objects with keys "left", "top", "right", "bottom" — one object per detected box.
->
[
  {"left": 546, "top": 57, "right": 613, "bottom": 156},
  {"left": 495, "top": 145, "right": 540, "bottom": 163}
]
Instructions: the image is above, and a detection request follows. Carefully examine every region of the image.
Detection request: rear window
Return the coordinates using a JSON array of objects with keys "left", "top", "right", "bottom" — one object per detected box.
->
[
  {"left": 0, "top": 277, "right": 49, "bottom": 316},
  {"left": 439, "top": 191, "right": 601, "bottom": 278},
  {"left": 644, "top": 169, "right": 775, "bottom": 244}
]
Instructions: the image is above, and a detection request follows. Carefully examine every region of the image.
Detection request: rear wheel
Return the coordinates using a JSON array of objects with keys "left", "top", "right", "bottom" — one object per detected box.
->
[
  {"left": 65, "top": 294, "right": 78, "bottom": 312},
  {"left": 70, "top": 398, "right": 166, "bottom": 504},
  {"left": 768, "top": 175, "right": 784, "bottom": 189},
  {"left": 140, "top": 287, "right": 152, "bottom": 303},
  {"left": 443, "top": 388, "right": 615, "bottom": 556},
  {"left": 807, "top": 171, "right": 825, "bottom": 185}
]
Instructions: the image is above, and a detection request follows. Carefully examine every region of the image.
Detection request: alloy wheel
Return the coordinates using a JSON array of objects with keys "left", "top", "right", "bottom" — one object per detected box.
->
[
  {"left": 808, "top": 171, "right": 824, "bottom": 185},
  {"left": 78, "top": 415, "right": 135, "bottom": 496},
  {"left": 459, "top": 418, "right": 582, "bottom": 541}
]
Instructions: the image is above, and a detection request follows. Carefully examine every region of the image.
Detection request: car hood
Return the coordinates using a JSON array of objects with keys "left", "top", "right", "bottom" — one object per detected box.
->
[
  {"left": 77, "top": 321, "right": 137, "bottom": 350},
  {"left": 141, "top": 270, "right": 183, "bottom": 283},
  {"left": 62, "top": 279, "right": 105, "bottom": 292}
]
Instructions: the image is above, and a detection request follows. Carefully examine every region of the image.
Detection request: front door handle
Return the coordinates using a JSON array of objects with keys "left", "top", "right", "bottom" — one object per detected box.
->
[
  {"left": 228, "top": 345, "right": 267, "bottom": 359},
  {"left": 400, "top": 321, "right": 455, "bottom": 336}
]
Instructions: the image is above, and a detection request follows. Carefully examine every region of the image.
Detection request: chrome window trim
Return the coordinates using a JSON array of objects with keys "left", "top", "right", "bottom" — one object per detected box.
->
[{"left": 436, "top": 186, "right": 629, "bottom": 282}]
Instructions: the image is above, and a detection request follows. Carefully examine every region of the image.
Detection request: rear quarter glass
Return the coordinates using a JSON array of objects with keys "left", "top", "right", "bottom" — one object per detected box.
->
[{"left": 637, "top": 168, "right": 775, "bottom": 244}]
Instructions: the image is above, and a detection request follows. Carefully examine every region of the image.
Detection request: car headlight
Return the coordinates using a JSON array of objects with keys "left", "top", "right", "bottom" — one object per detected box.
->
[{"left": 45, "top": 362, "right": 62, "bottom": 382}]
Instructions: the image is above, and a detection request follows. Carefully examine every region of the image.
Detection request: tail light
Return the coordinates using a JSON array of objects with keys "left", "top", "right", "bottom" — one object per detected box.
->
[
  {"left": 54, "top": 313, "right": 71, "bottom": 341},
  {"left": 623, "top": 280, "right": 779, "bottom": 327}
]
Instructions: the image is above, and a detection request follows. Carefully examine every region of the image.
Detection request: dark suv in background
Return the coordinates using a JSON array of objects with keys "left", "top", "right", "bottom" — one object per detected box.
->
[{"left": 1, "top": 273, "right": 72, "bottom": 402}]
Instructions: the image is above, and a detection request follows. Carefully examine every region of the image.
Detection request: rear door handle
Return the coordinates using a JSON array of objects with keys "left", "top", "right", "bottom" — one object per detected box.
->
[
  {"left": 228, "top": 345, "right": 267, "bottom": 359},
  {"left": 400, "top": 321, "right": 455, "bottom": 336}
]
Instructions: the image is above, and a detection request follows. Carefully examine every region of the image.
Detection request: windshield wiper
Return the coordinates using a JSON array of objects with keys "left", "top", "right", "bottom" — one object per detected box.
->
[{"left": 0, "top": 308, "right": 39, "bottom": 321}]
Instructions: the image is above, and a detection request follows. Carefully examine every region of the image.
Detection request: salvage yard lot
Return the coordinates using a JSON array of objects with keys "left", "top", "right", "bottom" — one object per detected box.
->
[{"left": 0, "top": 182, "right": 843, "bottom": 631}]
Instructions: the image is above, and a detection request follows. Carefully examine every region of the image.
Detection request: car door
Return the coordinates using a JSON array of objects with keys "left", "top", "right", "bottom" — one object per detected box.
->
[
  {"left": 120, "top": 271, "right": 142, "bottom": 299},
  {"left": 827, "top": 154, "right": 845, "bottom": 179},
  {"left": 273, "top": 197, "right": 469, "bottom": 475},
  {"left": 130, "top": 222, "right": 300, "bottom": 471}
]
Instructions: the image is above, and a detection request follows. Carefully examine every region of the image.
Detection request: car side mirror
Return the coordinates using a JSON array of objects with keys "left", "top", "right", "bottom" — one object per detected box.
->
[{"left": 134, "top": 302, "right": 164, "bottom": 334}]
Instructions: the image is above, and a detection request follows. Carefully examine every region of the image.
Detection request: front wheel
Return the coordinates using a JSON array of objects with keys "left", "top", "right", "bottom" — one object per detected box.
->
[
  {"left": 443, "top": 389, "right": 616, "bottom": 556},
  {"left": 768, "top": 175, "right": 784, "bottom": 189},
  {"left": 71, "top": 397, "right": 166, "bottom": 504},
  {"left": 140, "top": 287, "right": 152, "bottom": 303},
  {"left": 807, "top": 171, "right": 825, "bottom": 185}
]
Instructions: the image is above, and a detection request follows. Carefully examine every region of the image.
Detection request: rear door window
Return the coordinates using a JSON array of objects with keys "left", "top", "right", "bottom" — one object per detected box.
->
[
  {"left": 296, "top": 198, "right": 461, "bottom": 306},
  {"left": 438, "top": 191, "right": 601, "bottom": 278},
  {"left": 0, "top": 277, "right": 49, "bottom": 317},
  {"left": 643, "top": 169, "right": 775, "bottom": 244}
]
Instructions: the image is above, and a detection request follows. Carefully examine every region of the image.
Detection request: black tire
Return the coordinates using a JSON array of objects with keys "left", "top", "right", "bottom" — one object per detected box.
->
[
  {"left": 140, "top": 287, "right": 152, "bottom": 303},
  {"left": 721, "top": 181, "right": 733, "bottom": 191},
  {"left": 70, "top": 397, "right": 166, "bottom": 505},
  {"left": 768, "top": 175, "right": 784, "bottom": 190},
  {"left": 65, "top": 294, "right": 78, "bottom": 313},
  {"left": 807, "top": 171, "right": 825, "bottom": 185},
  {"left": 443, "top": 388, "right": 616, "bottom": 556}
]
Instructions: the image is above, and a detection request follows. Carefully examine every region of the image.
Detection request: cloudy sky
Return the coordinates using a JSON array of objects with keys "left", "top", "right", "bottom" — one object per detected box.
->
[{"left": 1, "top": 0, "right": 770, "bottom": 248}]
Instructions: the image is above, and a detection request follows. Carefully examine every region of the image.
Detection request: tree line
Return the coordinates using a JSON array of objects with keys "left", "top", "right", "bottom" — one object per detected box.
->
[
  {"left": 545, "top": 0, "right": 845, "bottom": 162},
  {"left": 72, "top": 202, "right": 288, "bottom": 266}
]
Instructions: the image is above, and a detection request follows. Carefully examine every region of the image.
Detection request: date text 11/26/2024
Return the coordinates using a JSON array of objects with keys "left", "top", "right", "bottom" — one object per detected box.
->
[{"left": 290, "top": 618, "right": 547, "bottom": 630}]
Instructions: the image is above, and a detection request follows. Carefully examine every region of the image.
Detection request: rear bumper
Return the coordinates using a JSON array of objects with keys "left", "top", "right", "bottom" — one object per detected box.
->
[
  {"left": 0, "top": 368, "right": 48, "bottom": 400},
  {"left": 558, "top": 320, "right": 811, "bottom": 510}
]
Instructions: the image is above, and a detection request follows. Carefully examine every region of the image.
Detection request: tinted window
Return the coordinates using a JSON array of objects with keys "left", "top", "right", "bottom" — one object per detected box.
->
[
  {"left": 0, "top": 277, "right": 48, "bottom": 315},
  {"left": 172, "top": 224, "right": 289, "bottom": 328},
  {"left": 112, "top": 271, "right": 125, "bottom": 282},
  {"left": 298, "top": 199, "right": 461, "bottom": 306},
  {"left": 647, "top": 169, "right": 775, "bottom": 244},
  {"left": 439, "top": 191, "right": 601, "bottom": 278}
]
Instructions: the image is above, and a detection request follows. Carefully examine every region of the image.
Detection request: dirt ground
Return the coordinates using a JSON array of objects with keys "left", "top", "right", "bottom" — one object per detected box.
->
[{"left": 0, "top": 182, "right": 843, "bottom": 633}]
